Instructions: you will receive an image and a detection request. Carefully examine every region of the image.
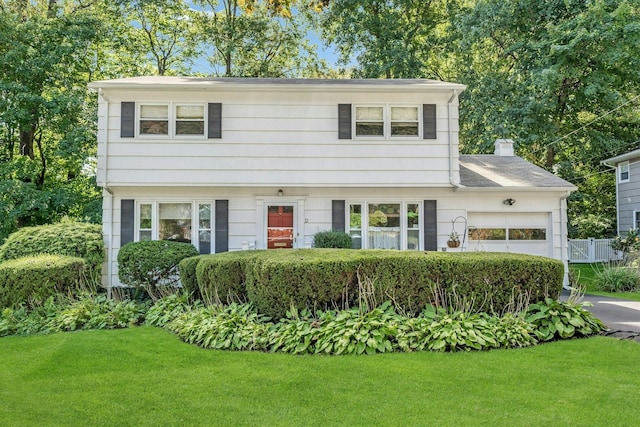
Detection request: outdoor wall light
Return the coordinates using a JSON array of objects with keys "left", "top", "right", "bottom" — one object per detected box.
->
[
  {"left": 278, "top": 189, "right": 284, "bottom": 197},
  {"left": 503, "top": 198, "right": 516, "bottom": 206}
]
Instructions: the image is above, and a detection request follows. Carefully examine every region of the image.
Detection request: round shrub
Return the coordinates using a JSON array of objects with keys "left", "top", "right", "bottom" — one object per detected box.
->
[
  {"left": 0, "top": 222, "right": 103, "bottom": 279},
  {"left": 117, "top": 241, "right": 199, "bottom": 299},
  {"left": 313, "top": 230, "right": 353, "bottom": 249},
  {"left": 0, "top": 254, "right": 86, "bottom": 308}
]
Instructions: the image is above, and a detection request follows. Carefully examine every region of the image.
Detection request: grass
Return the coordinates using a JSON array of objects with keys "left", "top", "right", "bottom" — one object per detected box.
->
[
  {"left": 1, "top": 327, "right": 640, "bottom": 426},
  {"left": 569, "top": 263, "right": 640, "bottom": 301}
]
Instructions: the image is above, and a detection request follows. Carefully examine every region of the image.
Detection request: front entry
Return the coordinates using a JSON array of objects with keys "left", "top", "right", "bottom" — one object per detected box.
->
[{"left": 267, "top": 205, "right": 294, "bottom": 249}]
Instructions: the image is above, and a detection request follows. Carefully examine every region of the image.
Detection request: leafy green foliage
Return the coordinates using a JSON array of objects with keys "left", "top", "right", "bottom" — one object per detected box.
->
[
  {"left": 1, "top": 294, "right": 147, "bottom": 336},
  {"left": 167, "top": 303, "right": 271, "bottom": 351},
  {"left": 145, "top": 292, "right": 196, "bottom": 327},
  {"left": 312, "top": 302, "right": 400, "bottom": 355},
  {"left": 610, "top": 229, "right": 640, "bottom": 253},
  {"left": 313, "top": 230, "right": 353, "bottom": 248},
  {"left": 525, "top": 298, "right": 605, "bottom": 341},
  {"left": 593, "top": 267, "right": 640, "bottom": 293},
  {"left": 49, "top": 295, "right": 147, "bottom": 331},
  {"left": 0, "top": 255, "right": 86, "bottom": 309},
  {"left": 0, "top": 222, "right": 104, "bottom": 277}
]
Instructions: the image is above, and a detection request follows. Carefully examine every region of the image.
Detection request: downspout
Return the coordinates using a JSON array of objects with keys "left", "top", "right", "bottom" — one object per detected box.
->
[
  {"left": 98, "top": 88, "right": 113, "bottom": 296},
  {"left": 104, "top": 187, "right": 114, "bottom": 298},
  {"left": 447, "top": 90, "right": 460, "bottom": 188},
  {"left": 560, "top": 191, "right": 571, "bottom": 290}
]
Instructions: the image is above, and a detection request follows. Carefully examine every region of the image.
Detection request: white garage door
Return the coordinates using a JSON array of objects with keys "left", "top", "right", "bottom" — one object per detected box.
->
[{"left": 466, "top": 212, "right": 551, "bottom": 257}]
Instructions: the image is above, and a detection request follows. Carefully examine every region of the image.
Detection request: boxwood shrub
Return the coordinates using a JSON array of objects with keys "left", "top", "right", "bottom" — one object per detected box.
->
[
  {"left": 0, "top": 222, "right": 103, "bottom": 279},
  {"left": 117, "top": 241, "right": 199, "bottom": 299},
  {"left": 194, "top": 250, "right": 564, "bottom": 319},
  {"left": 0, "top": 255, "right": 86, "bottom": 308},
  {"left": 313, "top": 230, "right": 353, "bottom": 249}
]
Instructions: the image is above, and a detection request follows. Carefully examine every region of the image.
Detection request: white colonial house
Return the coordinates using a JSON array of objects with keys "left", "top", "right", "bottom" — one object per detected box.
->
[{"left": 88, "top": 77, "right": 576, "bottom": 289}]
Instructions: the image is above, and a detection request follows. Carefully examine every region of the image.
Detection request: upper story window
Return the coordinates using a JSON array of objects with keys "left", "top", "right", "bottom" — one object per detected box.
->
[
  {"left": 619, "top": 161, "right": 630, "bottom": 183},
  {"left": 355, "top": 106, "right": 384, "bottom": 136},
  {"left": 121, "top": 102, "right": 221, "bottom": 139},
  {"left": 140, "top": 104, "right": 169, "bottom": 135},
  {"left": 390, "top": 107, "right": 419, "bottom": 136},
  {"left": 353, "top": 105, "right": 421, "bottom": 139},
  {"left": 176, "top": 105, "right": 205, "bottom": 135}
]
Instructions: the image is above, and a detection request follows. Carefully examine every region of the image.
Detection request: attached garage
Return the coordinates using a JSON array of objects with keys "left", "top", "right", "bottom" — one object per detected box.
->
[{"left": 466, "top": 212, "right": 551, "bottom": 257}]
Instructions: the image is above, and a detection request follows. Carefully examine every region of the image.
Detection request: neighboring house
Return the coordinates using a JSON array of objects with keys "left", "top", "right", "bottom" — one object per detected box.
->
[
  {"left": 88, "top": 77, "right": 576, "bottom": 289},
  {"left": 603, "top": 149, "right": 640, "bottom": 233}
]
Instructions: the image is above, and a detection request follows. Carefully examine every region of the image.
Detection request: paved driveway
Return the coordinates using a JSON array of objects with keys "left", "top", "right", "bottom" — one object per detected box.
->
[{"left": 561, "top": 290, "right": 640, "bottom": 333}]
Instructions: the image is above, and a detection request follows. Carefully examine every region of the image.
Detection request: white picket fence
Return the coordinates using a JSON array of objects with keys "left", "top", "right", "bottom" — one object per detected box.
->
[{"left": 568, "top": 238, "right": 623, "bottom": 263}]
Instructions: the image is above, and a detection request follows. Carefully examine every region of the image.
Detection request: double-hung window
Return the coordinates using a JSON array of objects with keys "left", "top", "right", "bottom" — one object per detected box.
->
[
  {"left": 136, "top": 201, "right": 213, "bottom": 254},
  {"left": 619, "top": 161, "right": 630, "bottom": 183},
  {"left": 138, "top": 103, "right": 206, "bottom": 137},
  {"left": 140, "top": 104, "right": 169, "bottom": 135},
  {"left": 176, "top": 104, "right": 205, "bottom": 135},
  {"left": 354, "top": 105, "right": 420, "bottom": 138}
]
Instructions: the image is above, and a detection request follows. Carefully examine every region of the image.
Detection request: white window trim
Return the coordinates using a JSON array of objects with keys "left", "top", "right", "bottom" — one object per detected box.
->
[
  {"left": 619, "top": 161, "right": 630, "bottom": 183},
  {"left": 136, "top": 102, "right": 208, "bottom": 139},
  {"left": 634, "top": 210, "right": 640, "bottom": 230},
  {"left": 174, "top": 103, "right": 207, "bottom": 138},
  {"left": 134, "top": 200, "right": 214, "bottom": 254},
  {"left": 346, "top": 201, "right": 423, "bottom": 250},
  {"left": 352, "top": 104, "right": 422, "bottom": 140}
]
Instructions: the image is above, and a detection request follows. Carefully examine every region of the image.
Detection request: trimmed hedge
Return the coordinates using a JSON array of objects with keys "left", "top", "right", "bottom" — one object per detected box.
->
[
  {"left": 194, "top": 251, "right": 261, "bottom": 304},
  {"left": 193, "top": 250, "right": 564, "bottom": 319},
  {"left": 178, "top": 255, "right": 206, "bottom": 298},
  {"left": 118, "top": 241, "right": 200, "bottom": 295},
  {"left": 0, "top": 255, "right": 86, "bottom": 308},
  {"left": 0, "top": 222, "right": 103, "bottom": 279}
]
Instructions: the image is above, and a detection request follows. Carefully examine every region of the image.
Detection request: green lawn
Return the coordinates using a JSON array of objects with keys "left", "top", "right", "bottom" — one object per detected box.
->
[
  {"left": 1, "top": 327, "right": 639, "bottom": 426},
  {"left": 569, "top": 263, "right": 640, "bottom": 301}
]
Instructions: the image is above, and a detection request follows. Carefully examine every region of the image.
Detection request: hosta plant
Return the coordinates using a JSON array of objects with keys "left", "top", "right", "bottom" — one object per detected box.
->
[{"left": 525, "top": 298, "right": 605, "bottom": 341}]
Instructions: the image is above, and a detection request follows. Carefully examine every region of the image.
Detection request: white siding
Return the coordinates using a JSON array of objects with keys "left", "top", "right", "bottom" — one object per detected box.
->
[
  {"left": 102, "top": 186, "right": 568, "bottom": 288},
  {"left": 97, "top": 89, "right": 460, "bottom": 188}
]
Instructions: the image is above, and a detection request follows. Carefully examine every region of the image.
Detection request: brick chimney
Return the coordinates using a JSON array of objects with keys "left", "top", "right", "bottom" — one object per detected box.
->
[{"left": 494, "top": 139, "right": 514, "bottom": 156}]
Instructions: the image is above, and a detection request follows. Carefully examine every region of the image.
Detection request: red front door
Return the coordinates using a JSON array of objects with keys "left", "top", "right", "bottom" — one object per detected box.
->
[{"left": 267, "top": 205, "right": 294, "bottom": 249}]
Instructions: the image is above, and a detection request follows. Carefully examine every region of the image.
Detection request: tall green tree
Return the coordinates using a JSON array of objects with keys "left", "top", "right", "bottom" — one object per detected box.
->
[
  {"left": 452, "top": 0, "right": 640, "bottom": 236},
  {"left": 194, "top": 0, "right": 326, "bottom": 77},
  {"left": 110, "top": 0, "right": 201, "bottom": 76},
  {"left": 0, "top": 1, "right": 103, "bottom": 241},
  {"left": 318, "top": 0, "right": 454, "bottom": 78}
]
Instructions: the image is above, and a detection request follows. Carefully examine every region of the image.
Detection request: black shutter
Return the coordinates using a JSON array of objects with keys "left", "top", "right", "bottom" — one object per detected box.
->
[
  {"left": 208, "top": 103, "right": 222, "bottom": 139},
  {"left": 338, "top": 104, "right": 352, "bottom": 139},
  {"left": 121, "top": 199, "right": 135, "bottom": 246},
  {"left": 215, "top": 199, "right": 229, "bottom": 253},
  {"left": 332, "top": 200, "right": 346, "bottom": 232},
  {"left": 423, "top": 104, "right": 437, "bottom": 139},
  {"left": 121, "top": 102, "right": 135, "bottom": 138},
  {"left": 423, "top": 200, "right": 437, "bottom": 251}
]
